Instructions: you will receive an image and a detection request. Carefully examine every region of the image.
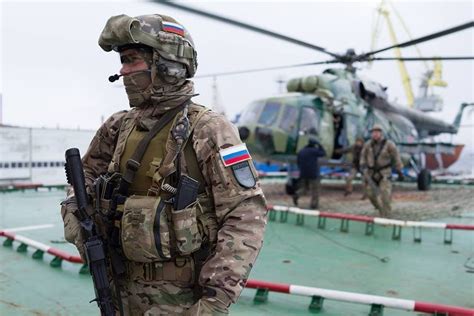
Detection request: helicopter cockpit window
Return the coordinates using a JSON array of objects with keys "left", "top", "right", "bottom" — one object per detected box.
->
[
  {"left": 299, "top": 107, "right": 320, "bottom": 135},
  {"left": 258, "top": 102, "right": 281, "bottom": 126},
  {"left": 239, "top": 101, "right": 264, "bottom": 124},
  {"left": 279, "top": 105, "right": 298, "bottom": 133}
]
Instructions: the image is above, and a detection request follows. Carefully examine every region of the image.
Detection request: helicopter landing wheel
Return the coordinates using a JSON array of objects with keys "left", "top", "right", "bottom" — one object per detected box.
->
[{"left": 417, "top": 169, "right": 432, "bottom": 191}]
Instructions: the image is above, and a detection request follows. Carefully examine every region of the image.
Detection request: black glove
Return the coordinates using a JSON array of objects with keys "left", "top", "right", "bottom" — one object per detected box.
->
[{"left": 397, "top": 170, "right": 404, "bottom": 182}]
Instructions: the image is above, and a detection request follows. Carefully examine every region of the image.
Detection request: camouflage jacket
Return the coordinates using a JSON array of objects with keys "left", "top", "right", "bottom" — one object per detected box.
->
[
  {"left": 360, "top": 138, "right": 403, "bottom": 177},
  {"left": 78, "top": 103, "right": 267, "bottom": 306}
]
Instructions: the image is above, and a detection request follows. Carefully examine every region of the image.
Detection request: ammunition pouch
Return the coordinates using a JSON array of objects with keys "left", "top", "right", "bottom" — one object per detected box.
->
[
  {"left": 172, "top": 200, "right": 203, "bottom": 256},
  {"left": 120, "top": 194, "right": 212, "bottom": 263},
  {"left": 121, "top": 195, "right": 173, "bottom": 262},
  {"left": 93, "top": 174, "right": 217, "bottom": 265},
  {"left": 94, "top": 172, "right": 123, "bottom": 217}
]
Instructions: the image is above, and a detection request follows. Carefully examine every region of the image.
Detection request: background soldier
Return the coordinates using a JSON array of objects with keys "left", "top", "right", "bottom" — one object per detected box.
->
[
  {"left": 60, "top": 14, "right": 267, "bottom": 315},
  {"left": 336, "top": 136, "right": 366, "bottom": 197},
  {"left": 293, "top": 138, "right": 326, "bottom": 209},
  {"left": 360, "top": 124, "right": 404, "bottom": 217}
]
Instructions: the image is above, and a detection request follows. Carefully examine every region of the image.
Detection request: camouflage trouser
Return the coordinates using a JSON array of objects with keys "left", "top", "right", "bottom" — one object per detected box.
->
[
  {"left": 296, "top": 178, "right": 320, "bottom": 209},
  {"left": 114, "top": 260, "right": 197, "bottom": 315},
  {"left": 345, "top": 168, "right": 357, "bottom": 193},
  {"left": 117, "top": 279, "right": 195, "bottom": 315},
  {"left": 346, "top": 168, "right": 367, "bottom": 196},
  {"left": 366, "top": 177, "right": 392, "bottom": 217}
]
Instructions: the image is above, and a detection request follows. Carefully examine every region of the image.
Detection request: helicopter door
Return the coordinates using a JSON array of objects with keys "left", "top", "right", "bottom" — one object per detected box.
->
[
  {"left": 296, "top": 106, "right": 321, "bottom": 152},
  {"left": 331, "top": 113, "right": 356, "bottom": 160}
]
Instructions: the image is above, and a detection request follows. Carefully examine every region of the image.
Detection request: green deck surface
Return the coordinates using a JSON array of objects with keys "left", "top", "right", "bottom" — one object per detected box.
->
[{"left": 1, "top": 190, "right": 473, "bottom": 315}]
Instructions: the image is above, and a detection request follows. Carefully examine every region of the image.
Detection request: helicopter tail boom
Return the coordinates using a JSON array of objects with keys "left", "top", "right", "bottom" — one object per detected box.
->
[
  {"left": 451, "top": 102, "right": 474, "bottom": 133},
  {"left": 371, "top": 99, "right": 461, "bottom": 137}
]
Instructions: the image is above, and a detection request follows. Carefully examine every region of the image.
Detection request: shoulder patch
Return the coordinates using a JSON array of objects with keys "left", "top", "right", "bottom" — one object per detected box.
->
[
  {"left": 220, "top": 143, "right": 251, "bottom": 167},
  {"left": 231, "top": 161, "right": 256, "bottom": 188}
]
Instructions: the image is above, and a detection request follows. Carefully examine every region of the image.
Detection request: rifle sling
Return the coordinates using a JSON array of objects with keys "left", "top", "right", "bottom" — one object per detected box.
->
[
  {"left": 372, "top": 139, "right": 387, "bottom": 163},
  {"left": 367, "top": 139, "right": 390, "bottom": 185},
  {"left": 119, "top": 102, "right": 189, "bottom": 195}
]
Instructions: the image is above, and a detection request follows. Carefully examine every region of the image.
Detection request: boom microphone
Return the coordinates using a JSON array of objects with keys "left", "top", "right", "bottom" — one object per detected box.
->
[
  {"left": 108, "top": 74, "right": 122, "bottom": 82},
  {"left": 108, "top": 70, "right": 152, "bottom": 83}
]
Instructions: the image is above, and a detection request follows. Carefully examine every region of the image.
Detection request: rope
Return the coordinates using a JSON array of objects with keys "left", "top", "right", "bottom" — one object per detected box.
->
[{"left": 306, "top": 226, "right": 390, "bottom": 263}]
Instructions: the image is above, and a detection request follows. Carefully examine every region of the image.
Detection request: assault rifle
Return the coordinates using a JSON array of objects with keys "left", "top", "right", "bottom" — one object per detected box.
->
[{"left": 65, "top": 148, "right": 115, "bottom": 316}]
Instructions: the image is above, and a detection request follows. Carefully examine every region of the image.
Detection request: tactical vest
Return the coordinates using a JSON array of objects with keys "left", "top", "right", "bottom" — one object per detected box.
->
[
  {"left": 105, "top": 104, "right": 217, "bottom": 265},
  {"left": 367, "top": 139, "right": 390, "bottom": 184},
  {"left": 118, "top": 119, "right": 173, "bottom": 195}
]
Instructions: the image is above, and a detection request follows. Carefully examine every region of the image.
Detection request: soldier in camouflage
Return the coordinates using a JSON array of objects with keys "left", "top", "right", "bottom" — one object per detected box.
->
[
  {"left": 336, "top": 136, "right": 366, "bottom": 197},
  {"left": 360, "top": 124, "right": 403, "bottom": 217},
  {"left": 60, "top": 14, "right": 267, "bottom": 315}
]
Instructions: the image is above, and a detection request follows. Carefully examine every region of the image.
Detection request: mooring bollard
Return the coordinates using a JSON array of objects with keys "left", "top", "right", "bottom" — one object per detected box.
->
[
  {"left": 340, "top": 219, "right": 349, "bottom": 233},
  {"left": 50, "top": 256, "right": 63, "bottom": 268},
  {"left": 269, "top": 210, "right": 277, "bottom": 221},
  {"left": 32, "top": 249, "right": 45, "bottom": 260},
  {"left": 79, "top": 264, "right": 89, "bottom": 275},
  {"left": 17, "top": 243, "right": 28, "bottom": 253},
  {"left": 369, "top": 304, "right": 384, "bottom": 316},
  {"left": 318, "top": 217, "right": 326, "bottom": 229},
  {"left": 392, "top": 226, "right": 402, "bottom": 240},
  {"left": 365, "top": 222, "right": 375, "bottom": 236},
  {"left": 3, "top": 238, "right": 13, "bottom": 247},
  {"left": 296, "top": 214, "right": 305, "bottom": 226},
  {"left": 444, "top": 229, "right": 453, "bottom": 244},
  {"left": 413, "top": 227, "right": 422, "bottom": 243},
  {"left": 254, "top": 288, "right": 269, "bottom": 303},
  {"left": 308, "top": 295, "right": 324, "bottom": 313}
]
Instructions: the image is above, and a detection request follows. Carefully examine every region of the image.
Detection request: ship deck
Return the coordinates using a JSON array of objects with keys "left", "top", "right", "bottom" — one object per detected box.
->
[{"left": 0, "top": 189, "right": 473, "bottom": 315}]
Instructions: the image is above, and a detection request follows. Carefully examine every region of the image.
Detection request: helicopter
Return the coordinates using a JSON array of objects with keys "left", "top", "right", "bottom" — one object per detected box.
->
[{"left": 156, "top": 1, "right": 474, "bottom": 190}]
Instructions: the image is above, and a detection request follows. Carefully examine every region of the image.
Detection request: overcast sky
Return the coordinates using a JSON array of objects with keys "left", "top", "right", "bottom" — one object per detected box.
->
[{"left": 1, "top": 0, "right": 473, "bottom": 148}]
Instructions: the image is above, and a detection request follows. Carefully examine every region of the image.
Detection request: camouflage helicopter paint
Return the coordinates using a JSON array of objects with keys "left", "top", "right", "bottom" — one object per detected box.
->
[{"left": 235, "top": 68, "right": 471, "bottom": 170}]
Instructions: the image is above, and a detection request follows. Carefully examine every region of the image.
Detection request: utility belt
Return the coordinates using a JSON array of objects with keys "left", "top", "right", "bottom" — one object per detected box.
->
[
  {"left": 368, "top": 163, "right": 392, "bottom": 184},
  {"left": 127, "top": 256, "right": 195, "bottom": 283},
  {"left": 94, "top": 172, "right": 218, "bottom": 265}
]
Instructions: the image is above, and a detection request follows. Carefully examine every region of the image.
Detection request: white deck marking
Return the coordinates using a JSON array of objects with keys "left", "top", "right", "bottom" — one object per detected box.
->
[{"left": 2, "top": 224, "right": 54, "bottom": 232}]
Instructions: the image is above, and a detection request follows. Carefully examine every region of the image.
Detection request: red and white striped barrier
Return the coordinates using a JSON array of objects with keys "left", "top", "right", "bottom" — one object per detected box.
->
[
  {"left": 0, "top": 231, "right": 82, "bottom": 263},
  {"left": 1, "top": 224, "right": 55, "bottom": 233},
  {"left": 246, "top": 279, "right": 474, "bottom": 315},
  {"left": 269, "top": 205, "right": 474, "bottom": 231}
]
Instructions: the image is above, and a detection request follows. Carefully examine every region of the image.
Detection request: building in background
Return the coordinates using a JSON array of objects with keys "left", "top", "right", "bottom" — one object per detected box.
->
[{"left": 0, "top": 126, "right": 94, "bottom": 185}]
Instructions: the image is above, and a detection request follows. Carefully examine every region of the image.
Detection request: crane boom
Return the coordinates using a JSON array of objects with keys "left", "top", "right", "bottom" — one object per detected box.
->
[{"left": 378, "top": 5, "right": 415, "bottom": 107}]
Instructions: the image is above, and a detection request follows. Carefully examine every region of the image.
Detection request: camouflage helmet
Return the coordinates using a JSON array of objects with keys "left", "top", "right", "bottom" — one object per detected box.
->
[
  {"left": 370, "top": 124, "right": 384, "bottom": 132},
  {"left": 98, "top": 14, "right": 197, "bottom": 78}
]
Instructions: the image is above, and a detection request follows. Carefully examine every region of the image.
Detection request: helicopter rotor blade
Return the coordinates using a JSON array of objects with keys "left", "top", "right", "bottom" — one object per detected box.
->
[
  {"left": 360, "top": 21, "right": 474, "bottom": 58},
  {"left": 195, "top": 60, "right": 339, "bottom": 78},
  {"left": 154, "top": 0, "right": 341, "bottom": 58},
  {"left": 370, "top": 56, "right": 474, "bottom": 61}
]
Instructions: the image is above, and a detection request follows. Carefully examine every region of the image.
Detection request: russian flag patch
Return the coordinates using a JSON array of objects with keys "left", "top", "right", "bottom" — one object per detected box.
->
[
  {"left": 220, "top": 144, "right": 252, "bottom": 167},
  {"left": 162, "top": 21, "right": 185, "bottom": 36}
]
